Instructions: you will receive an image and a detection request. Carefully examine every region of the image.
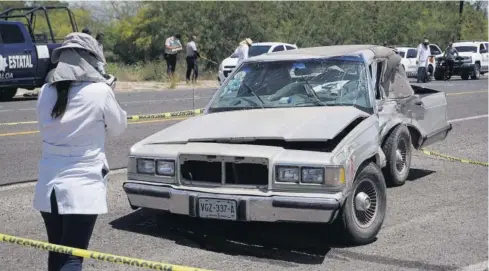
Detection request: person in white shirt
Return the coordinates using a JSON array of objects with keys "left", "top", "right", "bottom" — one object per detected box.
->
[
  {"left": 417, "top": 38, "right": 431, "bottom": 83},
  {"left": 35, "top": 32, "right": 127, "bottom": 271},
  {"left": 185, "top": 35, "right": 200, "bottom": 84},
  {"left": 233, "top": 38, "right": 253, "bottom": 65},
  {"left": 164, "top": 33, "right": 182, "bottom": 78}
]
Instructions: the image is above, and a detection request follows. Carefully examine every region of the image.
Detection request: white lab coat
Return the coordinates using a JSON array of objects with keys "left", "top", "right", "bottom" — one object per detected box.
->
[
  {"left": 417, "top": 44, "right": 431, "bottom": 68},
  {"left": 34, "top": 81, "right": 127, "bottom": 215},
  {"left": 234, "top": 44, "right": 249, "bottom": 65}
]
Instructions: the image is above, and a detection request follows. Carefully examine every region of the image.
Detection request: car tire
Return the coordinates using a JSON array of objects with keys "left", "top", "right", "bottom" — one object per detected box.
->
[
  {"left": 471, "top": 63, "right": 481, "bottom": 80},
  {"left": 382, "top": 124, "right": 412, "bottom": 187},
  {"left": 335, "top": 162, "right": 387, "bottom": 246},
  {"left": 434, "top": 70, "right": 444, "bottom": 81},
  {"left": 461, "top": 73, "right": 470, "bottom": 80},
  {"left": 0, "top": 88, "right": 17, "bottom": 101}
]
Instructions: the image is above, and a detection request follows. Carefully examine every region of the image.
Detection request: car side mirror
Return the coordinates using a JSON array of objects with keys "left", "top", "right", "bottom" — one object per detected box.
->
[{"left": 480, "top": 49, "right": 488, "bottom": 54}]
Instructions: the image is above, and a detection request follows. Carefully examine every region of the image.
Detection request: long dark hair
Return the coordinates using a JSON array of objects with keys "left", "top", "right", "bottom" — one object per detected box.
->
[{"left": 51, "top": 80, "right": 74, "bottom": 119}]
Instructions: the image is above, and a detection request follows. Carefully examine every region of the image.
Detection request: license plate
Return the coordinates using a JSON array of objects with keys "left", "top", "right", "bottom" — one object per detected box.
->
[{"left": 198, "top": 198, "right": 237, "bottom": 220}]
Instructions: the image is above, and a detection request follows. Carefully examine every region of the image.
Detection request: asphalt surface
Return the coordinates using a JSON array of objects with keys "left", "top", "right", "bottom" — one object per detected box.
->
[{"left": 0, "top": 78, "right": 487, "bottom": 271}]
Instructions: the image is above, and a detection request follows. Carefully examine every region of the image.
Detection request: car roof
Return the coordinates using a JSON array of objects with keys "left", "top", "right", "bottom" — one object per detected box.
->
[
  {"left": 453, "top": 41, "right": 485, "bottom": 46},
  {"left": 252, "top": 42, "right": 297, "bottom": 47},
  {"left": 244, "top": 44, "right": 391, "bottom": 63},
  {"left": 395, "top": 47, "right": 415, "bottom": 51}
]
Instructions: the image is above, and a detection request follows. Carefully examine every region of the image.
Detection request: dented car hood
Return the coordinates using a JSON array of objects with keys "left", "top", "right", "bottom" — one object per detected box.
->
[{"left": 138, "top": 106, "right": 370, "bottom": 145}]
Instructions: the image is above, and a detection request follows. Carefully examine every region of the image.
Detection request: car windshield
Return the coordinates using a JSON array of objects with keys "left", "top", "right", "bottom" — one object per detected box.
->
[
  {"left": 208, "top": 56, "right": 372, "bottom": 113},
  {"left": 454, "top": 46, "right": 478, "bottom": 53},
  {"left": 248, "top": 45, "right": 272, "bottom": 57}
]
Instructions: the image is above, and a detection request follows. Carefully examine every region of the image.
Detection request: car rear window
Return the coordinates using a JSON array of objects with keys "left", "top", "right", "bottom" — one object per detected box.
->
[
  {"left": 248, "top": 45, "right": 272, "bottom": 57},
  {"left": 0, "top": 24, "right": 25, "bottom": 44}
]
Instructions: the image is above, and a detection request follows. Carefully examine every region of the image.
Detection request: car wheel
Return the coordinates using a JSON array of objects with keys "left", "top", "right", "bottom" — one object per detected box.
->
[
  {"left": 382, "top": 124, "right": 412, "bottom": 187},
  {"left": 471, "top": 63, "right": 481, "bottom": 80},
  {"left": 461, "top": 73, "right": 470, "bottom": 80},
  {"left": 0, "top": 88, "right": 17, "bottom": 101},
  {"left": 336, "top": 162, "right": 387, "bottom": 245},
  {"left": 434, "top": 69, "right": 444, "bottom": 81}
]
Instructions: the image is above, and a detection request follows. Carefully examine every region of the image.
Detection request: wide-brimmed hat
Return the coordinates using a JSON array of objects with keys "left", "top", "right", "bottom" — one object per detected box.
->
[
  {"left": 245, "top": 38, "right": 253, "bottom": 45},
  {"left": 46, "top": 32, "right": 107, "bottom": 84},
  {"left": 51, "top": 32, "right": 105, "bottom": 64}
]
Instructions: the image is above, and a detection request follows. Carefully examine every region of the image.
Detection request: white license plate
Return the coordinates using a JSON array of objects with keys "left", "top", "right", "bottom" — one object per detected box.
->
[{"left": 198, "top": 198, "right": 237, "bottom": 220}]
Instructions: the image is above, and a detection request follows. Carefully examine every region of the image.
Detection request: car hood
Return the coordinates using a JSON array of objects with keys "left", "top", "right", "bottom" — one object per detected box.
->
[
  {"left": 456, "top": 52, "right": 476, "bottom": 58},
  {"left": 221, "top": 57, "right": 238, "bottom": 68},
  {"left": 137, "top": 106, "right": 370, "bottom": 145}
]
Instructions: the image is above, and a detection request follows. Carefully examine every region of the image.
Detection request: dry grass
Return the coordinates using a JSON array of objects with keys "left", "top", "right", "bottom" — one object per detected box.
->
[{"left": 106, "top": 60, "right": 217, "bottom": 86}]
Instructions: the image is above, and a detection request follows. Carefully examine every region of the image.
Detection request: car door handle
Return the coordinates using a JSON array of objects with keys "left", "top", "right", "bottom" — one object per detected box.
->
[
  {"left": 415, "top": 101, "right": 424, "bottom": 106},
  {"left": 24, "top": 49, "right": 31, "bottom": 53}
]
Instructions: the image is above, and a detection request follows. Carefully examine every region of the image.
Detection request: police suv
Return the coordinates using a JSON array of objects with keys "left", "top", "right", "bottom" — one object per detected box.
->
[{"left": 0, "top": 6, "right": 78, "bottom": 101}]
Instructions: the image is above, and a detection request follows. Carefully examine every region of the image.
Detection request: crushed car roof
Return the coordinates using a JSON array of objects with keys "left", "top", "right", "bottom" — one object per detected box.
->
[{"left": 245, "top": 45, "right": 396, "bottom": 62}]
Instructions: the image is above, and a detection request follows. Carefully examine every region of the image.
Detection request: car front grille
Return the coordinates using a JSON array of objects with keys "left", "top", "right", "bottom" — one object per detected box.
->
[{"left": 179, "top": 154, "right": 269, "bottom": 187}]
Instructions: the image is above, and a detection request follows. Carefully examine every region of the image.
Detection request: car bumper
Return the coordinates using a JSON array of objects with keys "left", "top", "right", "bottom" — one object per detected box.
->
[
  {"left": 123, "top": 182, "right": 341, "bottom": 223},
  {"left": 436, "top": 63, "right": 475, "bottom": 74}
]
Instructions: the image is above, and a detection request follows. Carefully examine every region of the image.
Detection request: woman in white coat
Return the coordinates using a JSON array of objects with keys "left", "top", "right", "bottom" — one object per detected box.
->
[{"left": 34, "top": 32, "right": 127, "bottom": 271}]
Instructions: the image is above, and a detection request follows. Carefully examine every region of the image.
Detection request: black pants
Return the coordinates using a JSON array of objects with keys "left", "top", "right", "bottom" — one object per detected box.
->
[
  {"left": 186, "top": 56, "right": 198, "bottom": 82},
  {"left": 40, "top": 191, "right": 97, "bottom": 271},
  {"left": 165, "top": 54, "right": 177, "bottom": 76},
  {"left": 446, "top": 59, "right": 455, "bottom": 80},
  {"left": 417, "top": 66, "right": 427, "bottom": 83}
]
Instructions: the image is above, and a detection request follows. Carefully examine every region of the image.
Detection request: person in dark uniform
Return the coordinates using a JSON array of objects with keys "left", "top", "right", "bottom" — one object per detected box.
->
[
  {"left": 185, "top": 35, "right": 200, "bottom": 84},
  {"left": 443, "top": 42, "right": 459, "bottom": 80}
]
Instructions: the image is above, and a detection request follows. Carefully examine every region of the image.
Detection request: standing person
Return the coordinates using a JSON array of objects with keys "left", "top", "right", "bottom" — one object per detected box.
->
[
  {"left": 416, "top": 38, "right": 431, "bottom": 83},
  {"left": 164, "top": 33, "right": 182, "bottom": 78},
  {"left": 443, "top": 41, "right": 459, "bottom": 81},
  {"left": 233, "top": 38, "right": 253, "bottom": 65},
  {"left": 185, "top": 35, "right": 200, "bottom": 84},
  {"left": 95, "top": 33, "right": 106, "bottom": 75},
  {"left": 34, "top": 32, "right": 127, "bottom": 271}
]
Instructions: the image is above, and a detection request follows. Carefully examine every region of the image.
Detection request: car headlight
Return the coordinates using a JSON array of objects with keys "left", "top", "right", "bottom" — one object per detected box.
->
[
  {"left": 137, "top": 158, "right": 155, "bottom": 174},
  {"left": 276, "top": 166, "right": 300, "bottom": 183},
  {"left": 275, "top": 165, "right": 345, "bottom": 186},
  {"left": 156, "top": 160, "right": 175, "bottom": 176},
  {"left": 301, "top": 167, "right": 324, "bottom": 184}
]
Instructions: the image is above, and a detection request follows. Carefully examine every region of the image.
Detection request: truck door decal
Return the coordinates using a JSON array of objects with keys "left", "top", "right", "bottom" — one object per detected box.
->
[
  {"left": 0, "top": 54, "right": 13, "bottom": 80},
  {"left": 36, "top": 45, "right": 50, "bottom": 59},
  {"left": 8, "top": 55, "right": 34, "bottom": 69}
]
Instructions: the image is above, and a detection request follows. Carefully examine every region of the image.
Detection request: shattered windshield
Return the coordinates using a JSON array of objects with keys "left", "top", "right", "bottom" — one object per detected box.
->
[{"left": 208, "top": 56, "right": 373, "bottom": 113}]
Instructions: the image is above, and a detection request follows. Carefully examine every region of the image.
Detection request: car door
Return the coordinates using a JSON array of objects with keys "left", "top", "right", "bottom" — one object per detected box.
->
[
  {"left": 405, "top": 49, "right": 418, "bottom": 76},
  {"left": 480, "top": 43, "right": 489, "bottom": 72},
  {"left": 409, "top": 86, "right": 452, "bottom": 148},
  {"left": 0, "top": 23, "right": 37, "bottom": 85}
]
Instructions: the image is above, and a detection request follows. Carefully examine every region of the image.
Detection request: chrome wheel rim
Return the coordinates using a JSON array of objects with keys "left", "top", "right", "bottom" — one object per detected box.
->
[
  {"left": 352, "top": 179, "right": 379, "bottom": 228},
  {"left": 395, "top": 137, "right": 408, "bottom": 175}
]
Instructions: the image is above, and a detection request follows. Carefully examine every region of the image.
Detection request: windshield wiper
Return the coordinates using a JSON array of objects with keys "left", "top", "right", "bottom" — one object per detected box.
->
[
  {"left": 299, "top": 75, "right": 326, "bottom": 106},
  {"left": 241, "top": 82, "right": 265, "bottom": 108}
]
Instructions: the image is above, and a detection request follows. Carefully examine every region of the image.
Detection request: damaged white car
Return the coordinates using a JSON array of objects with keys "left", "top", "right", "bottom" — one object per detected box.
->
[{"left": 123, "top": 45, "right": 452, "bottom": 245}]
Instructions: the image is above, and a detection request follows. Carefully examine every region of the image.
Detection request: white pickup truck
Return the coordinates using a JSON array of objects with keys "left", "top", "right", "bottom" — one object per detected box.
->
[
  {"left": 434, "top": 41, "right": 489, "bottom": 80},
  {"left": 395, "top": 44, "right": 443, "bottom": 79}
]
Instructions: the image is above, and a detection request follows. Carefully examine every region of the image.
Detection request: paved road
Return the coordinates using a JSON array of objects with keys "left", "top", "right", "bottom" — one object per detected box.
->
[{"left": 0, "top": 78, "right": 487, "bottom": 271}]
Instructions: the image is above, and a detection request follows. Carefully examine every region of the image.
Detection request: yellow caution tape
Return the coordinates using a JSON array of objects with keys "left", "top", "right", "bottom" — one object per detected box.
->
[
  {"left": 0, "top": 233, "right": 212, "bottom": 271},
  {"left": 127, "top": 109, "right": 205, "bottom": 121},
  {"left": 420, "top": 148, "right": 488, "bottom": 167}
]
